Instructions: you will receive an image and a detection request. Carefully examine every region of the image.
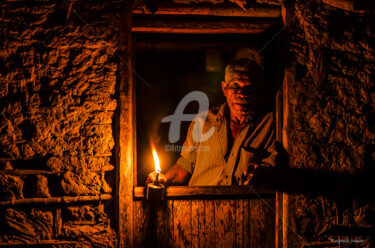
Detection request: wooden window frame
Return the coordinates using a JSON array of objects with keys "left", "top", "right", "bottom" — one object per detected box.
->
[{"left": 117, "top": 1, "right": 294, "bottom": 248}]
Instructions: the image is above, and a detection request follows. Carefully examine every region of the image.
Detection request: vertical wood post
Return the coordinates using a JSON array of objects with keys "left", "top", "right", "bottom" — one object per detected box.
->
[
  {"left": 278, "top": 2, "right": 296, "bottom": 248},
  {"left": 275, "top": 64, "right": 284, "bottom": 248},
  {"left": 118, "top": 0, "right": 134, "bottom": 247}
]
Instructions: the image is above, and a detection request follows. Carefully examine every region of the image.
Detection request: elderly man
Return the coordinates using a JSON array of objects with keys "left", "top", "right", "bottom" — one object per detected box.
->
[{"left": 147, "top": 58, "right": 277, "bottom": 186}]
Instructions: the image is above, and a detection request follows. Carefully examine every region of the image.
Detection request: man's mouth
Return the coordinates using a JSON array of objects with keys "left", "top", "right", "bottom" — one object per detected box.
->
[{"left": 234, "top": 102, "right": 249, "bottom": 107}]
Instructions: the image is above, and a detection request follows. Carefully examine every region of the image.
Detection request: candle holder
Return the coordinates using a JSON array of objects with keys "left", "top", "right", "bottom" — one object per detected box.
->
[{"left": 146, "top": 173, "right": 165, "bottom": 201}]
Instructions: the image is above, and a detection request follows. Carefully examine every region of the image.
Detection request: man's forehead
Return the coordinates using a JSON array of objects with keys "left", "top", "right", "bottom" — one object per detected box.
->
[
  {"left": 226, "top": 72, "right": 260, "bottom": 86},
  {"left": 227, "top": 77, "right": 252, "bottom": 85},
  {"left": 225, "top": 59, "right": 263, "bottom": 85}
]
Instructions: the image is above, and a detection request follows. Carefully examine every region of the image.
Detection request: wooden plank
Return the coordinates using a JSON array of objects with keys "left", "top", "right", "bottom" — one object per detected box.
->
[
  {"left": 249, "top": 198, "right": 275, "bottom": 248},
  {"left": 0, "top": 240, "right": 78, "bottom": 246},
  {"left": 0, "top": 166, "right": 114, "bottom": 175},
  {"left": 191, "top": 200, "right": 199, "bottom": 248},
  {"left": 215, "top": 200, "right": 236, "bottom": 248},
  {"left": 265, "top": 198, "right": 276, "bottom": 247},
  {"left": 134, "top": 186, "right": 275, "bottom": 198},
  {"left": 215, "top": 200, "right": 225, "bottom": 248},
  {"left": 157, "top": 204, "right": 167, "bottom": 248},
  {"left": 249, "top": 199, "right": 260, "bottom": 248},
  {"left": 136, "top": 39, "right": 264, "bottom": 51},
  {"left": 0, "top": 194, "right": 112, "bottom": 206},
  {"left": 133, "top": 201, "right": 150, "bottom": 248},
  {"left": 197, "top": 200, "right": 206, "bottom": 247},
  {"left": 132, "top": 19, "right": 278, "bottom": 34},
  {"left": 244, "top": 199, "right": 250, "bottom": 248},
  {"left": 173, "top": 200, "right": 192, "bottom": 248},
  {"left": 204, "top": 200, "right": 215, "bottom": 247},
  {"left": 235, "top": 199, "right": 243, "bottom": 248},
  {"left": 132, "top": 2, "right": 281, "bottom": 18},
  {"left": 118, "top": 0, "right": 134, "bottom": 247},
  {"left": 225, "top": 200, "right": 236, "bottom": 248},
  {"left": 157, "top": 200, "right": 174, "bottom": 248},
  {"left": 168, "top": 200, "right": 174, "bottom": 247},
  {"left": 281, "top": 55, "right": 296, "bottom": 248},
  {"left": 275, "top": 191, "right": 283, "bottom": 248}
]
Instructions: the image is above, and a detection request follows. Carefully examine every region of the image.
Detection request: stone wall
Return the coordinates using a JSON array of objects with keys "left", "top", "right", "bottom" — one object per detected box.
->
[
  {"left": 1, "top": 0, "right": 375, "bottom": 247},
  {"left": 0, "top": 0, "right": 119, "bottom": 247},
  {"left": 285, "top": 0, "right": 375, "bottom": 246}
]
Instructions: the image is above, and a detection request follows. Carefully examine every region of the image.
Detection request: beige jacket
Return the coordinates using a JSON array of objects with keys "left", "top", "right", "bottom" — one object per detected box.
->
[{"left": 176, "top": 103, "right": 277, "bottom": 186}]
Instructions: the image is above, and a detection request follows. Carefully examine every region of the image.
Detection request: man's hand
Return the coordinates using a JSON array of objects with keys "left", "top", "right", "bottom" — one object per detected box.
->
[
  {"left": 146, "top": 172, "right": 168, "bottom": 185},
  {"left": 242, "top": 163, "right": 259, "bottom": 186},
  {"left": 145, "top": 164, "right": 191, "bottom": 186}
]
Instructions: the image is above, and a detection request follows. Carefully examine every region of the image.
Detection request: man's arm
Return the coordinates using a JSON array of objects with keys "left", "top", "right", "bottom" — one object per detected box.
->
[
  {"left": 146, "top": 119, "right": 198, "bottom": 186},
  {"left": 242, "top": 114, "right": 278, "bottom": 186},
  {"left": 242, "top": 144, "right": 278, "bottom": 187},
  {"left": 146, "top": 164, "right": 191, "bottom": 185}
]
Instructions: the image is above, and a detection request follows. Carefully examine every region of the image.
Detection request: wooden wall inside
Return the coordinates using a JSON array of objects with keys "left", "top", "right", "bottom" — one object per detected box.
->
[{"left": 134, "top": 197, "right": 275, "bottom": 248}]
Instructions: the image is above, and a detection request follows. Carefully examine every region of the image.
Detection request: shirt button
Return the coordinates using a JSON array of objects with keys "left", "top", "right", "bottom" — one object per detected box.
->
[{"left": 225, "top": 175, "right": 228, "bottom": 178}]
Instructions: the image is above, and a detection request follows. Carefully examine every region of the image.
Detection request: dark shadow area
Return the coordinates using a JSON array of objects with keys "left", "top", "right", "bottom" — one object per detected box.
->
[{"left": 256, "top": 144, "right": 375, "bottom": 203}]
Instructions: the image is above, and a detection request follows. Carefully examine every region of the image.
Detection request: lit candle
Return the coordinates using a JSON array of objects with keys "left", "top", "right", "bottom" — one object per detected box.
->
[
  {"left": 147, "top": 145, "right": 165, "bottom": 201},
  {"left": 152, "top": 149, "right": 161, "bottom": 184}
]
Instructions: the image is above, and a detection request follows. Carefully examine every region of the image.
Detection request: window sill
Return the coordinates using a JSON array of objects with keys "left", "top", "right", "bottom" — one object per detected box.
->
[{"left": 133, "top": 185, "right": 274, "bottom": 199}]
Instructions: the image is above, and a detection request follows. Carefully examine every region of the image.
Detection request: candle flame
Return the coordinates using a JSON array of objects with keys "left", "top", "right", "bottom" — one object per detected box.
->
[{"left": 151, "top": 146, "right": 161, "bottom": 173}]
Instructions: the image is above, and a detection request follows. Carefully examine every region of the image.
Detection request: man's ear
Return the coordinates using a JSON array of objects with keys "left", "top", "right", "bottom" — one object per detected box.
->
[{"left": 221, "top": 81, "right": 227, "bottom": 97}]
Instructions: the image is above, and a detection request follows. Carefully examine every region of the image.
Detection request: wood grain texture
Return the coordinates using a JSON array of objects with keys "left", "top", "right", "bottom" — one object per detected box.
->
[
  {"left": 265, "top": 198, "right": 276, "bottom": 247},
  {"left": 215, "top": 200, "right": 236, "bottom": 248},
  {"left": 244, "top": 199, "right": 250, "bottom": 248},
  {"left": 133, "top": 200, "right": 150, "bottom": 248},
  {"left": 214, "top": 200, "right": 225, "bottom": 248},
  {"left": 235, "top": 200, "right": 244, "bottom": 248},
  {"left": 204, "top": 200, "right": 215, "bottom": 247},
  {"left": 133, "top": 186, "right": 275, "bottom": 198},
  {"left": 132, "top": 2, "right": 281, "bottom": 18},
  {"left": 250, "top": 198, "right": 275, "bottom": 248},
  {"left": 191, "top": 200, "right": 199, "bottom": 248},
  {"left": 0, "top": 194, "right": 112, "bottom": 206},
  {"left": 132, "top": 19, "right": 278, "bottom": 34},
  {"left": 118, "top": 0, "right": 134, "bottom": 247},
  {"left": 225, "top": 200, "right": 236, "bottom": 248},
  {"left": 173, "top": 200, "right": 192, "bottom": 248},
  {"left": 157, "top": 201, "right": 174, "bottom": 248},
  {"left": 133, "top": 197, "right": 275, "bottom": 248}
]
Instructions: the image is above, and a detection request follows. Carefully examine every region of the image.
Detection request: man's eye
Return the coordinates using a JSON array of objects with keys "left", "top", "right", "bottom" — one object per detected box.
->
[{"left": 228, "top": 84, "right": 240, "bottom": 90}]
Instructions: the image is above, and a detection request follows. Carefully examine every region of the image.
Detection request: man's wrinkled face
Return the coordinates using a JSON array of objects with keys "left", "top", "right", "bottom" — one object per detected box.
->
[{"left": 222, "top": 77, "right": 261, "bottom": 117}]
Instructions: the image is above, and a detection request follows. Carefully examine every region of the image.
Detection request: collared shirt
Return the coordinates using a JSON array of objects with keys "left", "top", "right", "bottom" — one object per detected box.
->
[{"left": 176, "top": 103, "right": 277, "bottom": 186}]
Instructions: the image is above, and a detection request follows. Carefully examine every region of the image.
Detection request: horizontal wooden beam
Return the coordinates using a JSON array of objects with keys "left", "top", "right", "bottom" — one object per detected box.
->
[
  {"left": 134, "top": 186, "right": 275, "bottom": 199},
  {"left": 0, "top": 153, "right": 113, "bottom": 161},
  {"left": 0, "top": 241, "right": 78, "bottom": 247},
  {"left": 135, "top": 38, "right": 264, "bottom": 51},
  {"left": 133, "top": 2, "right": 281, "bottom": 18},
  {"left": 0, "top": 166, "right": 115, "bottom": 175},
  {"left": 0, "top": 194, "right": 112, "bottom": 206},
  {"left": 132, "top": 19, "right": 279, "bottom": 34}
]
